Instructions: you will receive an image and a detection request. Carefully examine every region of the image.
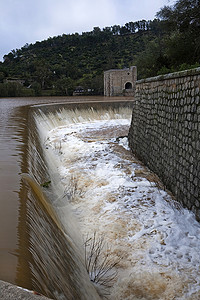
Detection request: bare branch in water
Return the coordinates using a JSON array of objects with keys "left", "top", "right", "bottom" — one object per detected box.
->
[
  {"left": 63, "top": 174, "right": 85, "bottom": 202},
  {"left": 84, "top": 232, "right": 120, "bottom": 297}
]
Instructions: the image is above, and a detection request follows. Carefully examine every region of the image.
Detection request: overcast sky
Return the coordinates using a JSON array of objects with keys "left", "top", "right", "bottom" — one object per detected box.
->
[{"left": 0, "top": 0, "right": 175, "bottom": 62}]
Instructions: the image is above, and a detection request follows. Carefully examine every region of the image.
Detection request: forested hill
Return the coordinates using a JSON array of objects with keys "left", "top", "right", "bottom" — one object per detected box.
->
[{"left": 0, "top": 0, "right": 199, "bottom": 97}]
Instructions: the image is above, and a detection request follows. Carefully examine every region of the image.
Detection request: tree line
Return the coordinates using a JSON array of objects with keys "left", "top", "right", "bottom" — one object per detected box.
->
[{"left": 0, "top": 0, "right": 199, "bottom": 97}]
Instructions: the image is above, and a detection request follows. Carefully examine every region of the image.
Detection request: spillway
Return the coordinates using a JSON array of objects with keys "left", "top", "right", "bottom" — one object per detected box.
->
[
  {"left": 21, "top": 101, "right": 133, "bottom": 299},
  {"left": 26, "top": 101, "right": 200, "bottom": 299},
  {"left": 1, "top": 99, "right": 200, "bottom": 299}
]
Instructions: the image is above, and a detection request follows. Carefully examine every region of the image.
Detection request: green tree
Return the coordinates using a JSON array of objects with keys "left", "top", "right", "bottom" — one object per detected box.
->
[
  {"left": 157, "top": 0, "right": 200, "bottom": 65},
  {"left": 0, "top": 72, "right": 5, "bottom": 83},
  {"left": 55, "top": 77, "right": 75, "bottom": 95},
  {"left": 31, "top": 82, "right": 42, "bottom": 96},
  {"left": 34, "top": 61, "right": 52, "bottom": 89}
]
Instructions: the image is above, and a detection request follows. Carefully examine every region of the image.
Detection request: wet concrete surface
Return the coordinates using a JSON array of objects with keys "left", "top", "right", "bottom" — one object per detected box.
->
[{"left": 0, "top": 280, "right": 51, "bottom": 300}]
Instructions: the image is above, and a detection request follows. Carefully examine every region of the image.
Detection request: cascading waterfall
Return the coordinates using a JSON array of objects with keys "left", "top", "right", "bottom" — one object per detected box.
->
[
  {"left": 22, "top": 102, "right": 200, "bottom": 300},
  {"left": 23, "top": 105, "right": 104, "bottom": 300}
]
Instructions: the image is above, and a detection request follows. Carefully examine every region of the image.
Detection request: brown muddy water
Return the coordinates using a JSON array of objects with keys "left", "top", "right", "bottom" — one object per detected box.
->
[
  {"left": 0, "top": 96, "right": 131, "bottom": 298},
  {"left": 2, "top": 96, "right": 200, "bottom": 300}
]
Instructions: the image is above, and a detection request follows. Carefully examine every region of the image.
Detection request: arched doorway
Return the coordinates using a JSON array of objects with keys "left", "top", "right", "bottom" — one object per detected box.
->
[{"left": 125, "top": 82, "right": 132, "bottom": 89}]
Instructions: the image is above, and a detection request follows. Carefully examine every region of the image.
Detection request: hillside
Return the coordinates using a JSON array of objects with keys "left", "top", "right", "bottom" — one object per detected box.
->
[{"left": 0, "top": 0, "right": 199, "bottom": 97}]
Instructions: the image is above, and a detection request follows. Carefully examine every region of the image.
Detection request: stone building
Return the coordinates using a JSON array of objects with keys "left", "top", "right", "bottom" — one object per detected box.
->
[{"left": 104, "top": 66, "right": 137, "bottom": 96}]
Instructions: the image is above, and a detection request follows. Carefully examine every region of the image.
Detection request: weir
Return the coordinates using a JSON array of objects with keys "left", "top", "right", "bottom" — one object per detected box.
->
[
  {"left": 20, "top": 101, "right": 133, "bottom": 299},
  {"left": 1, "top": 99, "right": 200, "bottom": 299}
]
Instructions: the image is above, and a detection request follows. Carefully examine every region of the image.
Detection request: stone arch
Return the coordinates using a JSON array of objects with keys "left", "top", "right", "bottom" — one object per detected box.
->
[{"left": 125, "top": 82, "right": 132, "bottom": 89}]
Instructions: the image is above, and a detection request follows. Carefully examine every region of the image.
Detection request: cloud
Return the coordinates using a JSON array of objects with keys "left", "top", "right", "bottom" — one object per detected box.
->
[
  {"left": 0, "top": 0, "right": 175, "bottom": 61},
  {"left": 113, "top": 0, "right": 175, "bottom": 23},
  {"left": 33, "top": 0, "right": 118, "bottom": 36}
]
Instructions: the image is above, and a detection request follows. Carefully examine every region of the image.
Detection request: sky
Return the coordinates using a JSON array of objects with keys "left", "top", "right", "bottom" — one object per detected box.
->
[{"left": 0, "top": 0, "right": 175, "bottom": 62}]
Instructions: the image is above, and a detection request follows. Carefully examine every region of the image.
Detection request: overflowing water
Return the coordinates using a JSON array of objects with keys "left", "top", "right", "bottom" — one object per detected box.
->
[
  {"left": 32, "top": 105, "right": 200, "bottom": 299},
  {"left": 0, "top": 97, "right": 131, "bottom": 297},
  {"left": 1, "top": 97, "right": 200, "bottom": 299}
]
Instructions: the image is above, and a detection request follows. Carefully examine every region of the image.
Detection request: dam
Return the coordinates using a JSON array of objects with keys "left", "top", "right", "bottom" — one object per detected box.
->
[{"left": 1, "top": 97, "right": 200, "bottom": 299}]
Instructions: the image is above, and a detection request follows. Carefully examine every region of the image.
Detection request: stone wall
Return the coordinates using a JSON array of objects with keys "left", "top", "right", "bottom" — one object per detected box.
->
[
  {"left": 128, "top": 68, "right": 200, "bottom": 219},
  {"left": 104, "top": 66, "right": 137, "bottom": 96}
]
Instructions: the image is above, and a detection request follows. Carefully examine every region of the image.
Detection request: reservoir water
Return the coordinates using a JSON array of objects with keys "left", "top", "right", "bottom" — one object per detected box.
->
[{"left": 1, "top": 96, "right": 200, "bottom": 299}]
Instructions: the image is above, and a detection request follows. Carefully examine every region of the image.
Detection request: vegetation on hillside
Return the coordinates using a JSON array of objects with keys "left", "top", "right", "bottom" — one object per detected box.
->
[{"left": 0, "top": 0, "right": 199, "bottom": 97}]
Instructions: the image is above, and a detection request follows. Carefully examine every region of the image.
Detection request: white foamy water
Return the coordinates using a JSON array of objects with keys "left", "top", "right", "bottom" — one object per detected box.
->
[{"left": 36, "top": 108, "right": 200, "bottom": 300}]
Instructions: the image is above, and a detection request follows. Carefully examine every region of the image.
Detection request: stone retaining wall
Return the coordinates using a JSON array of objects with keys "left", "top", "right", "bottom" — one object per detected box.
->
[{"left": 128, "top": 68, "right": 200, "bottom": 219}]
